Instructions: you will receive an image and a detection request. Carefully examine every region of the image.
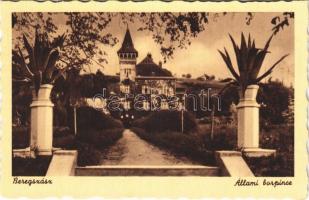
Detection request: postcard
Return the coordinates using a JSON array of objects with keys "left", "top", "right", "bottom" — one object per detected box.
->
[{"left": 0, "top": 0, "right": 307, "bottom": 198}]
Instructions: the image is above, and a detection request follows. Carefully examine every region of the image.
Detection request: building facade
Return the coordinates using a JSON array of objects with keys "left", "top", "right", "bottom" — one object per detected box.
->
[{"left": 117, "top": 28, "right": 181, "bottom": 111}]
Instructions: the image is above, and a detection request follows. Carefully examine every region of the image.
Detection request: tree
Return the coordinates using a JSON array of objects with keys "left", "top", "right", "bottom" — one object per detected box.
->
[
  {"left": 257, "top": 80, "right": 291, "bottom": 124},
  {"left": 13, "top": 12, "right": 294, "bottom": 71},
  {"left": 12, "top": 12, "right": 294, "bottom": 127}
]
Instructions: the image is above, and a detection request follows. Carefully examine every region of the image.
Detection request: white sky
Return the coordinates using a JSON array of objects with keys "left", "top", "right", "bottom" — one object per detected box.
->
[{"left": 96, "top": 13, "right": 294, "bottom": 86}]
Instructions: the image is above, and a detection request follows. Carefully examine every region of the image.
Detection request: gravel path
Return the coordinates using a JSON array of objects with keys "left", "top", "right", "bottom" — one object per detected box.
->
[{"left": 100, "top": 129, "right": 197, "bottom": 165}]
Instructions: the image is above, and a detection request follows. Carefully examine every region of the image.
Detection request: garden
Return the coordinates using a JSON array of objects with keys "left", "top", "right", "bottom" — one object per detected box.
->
[
  {"left": 131, "top": 110, "right": 294, "bottom": 176},
  {"left": 12, "top": 106, "right": 124, "bottom": 175},
  {"left": 11, "top": 12, "right": 294, "bottom": 177}
]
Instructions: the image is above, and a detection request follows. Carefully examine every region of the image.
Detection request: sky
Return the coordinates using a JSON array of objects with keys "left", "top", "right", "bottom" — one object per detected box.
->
[
  {"left": 100, "top": 13, "right": 294, "bottom": 86},
  {"left": 18, "top": 12, "right": 295, "bottom": 86}
]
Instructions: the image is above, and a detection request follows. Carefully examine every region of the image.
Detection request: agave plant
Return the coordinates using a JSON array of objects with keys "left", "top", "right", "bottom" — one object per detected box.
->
[
  {"left": 12, "top": 29, "right": 66, "bottom": 95},
  {"left": 218, "top": 33, "right": 288, "bottom": 97}
]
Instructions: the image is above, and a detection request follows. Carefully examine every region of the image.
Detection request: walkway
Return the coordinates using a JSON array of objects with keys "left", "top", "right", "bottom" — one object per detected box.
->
[{"left": 100, "top": 129, "right": 197, "bottom": 165}]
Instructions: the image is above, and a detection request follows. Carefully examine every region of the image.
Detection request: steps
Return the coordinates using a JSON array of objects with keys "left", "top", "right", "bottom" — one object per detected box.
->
[{"left": 75, "top": 165, "right": 219, "bottom": 176}]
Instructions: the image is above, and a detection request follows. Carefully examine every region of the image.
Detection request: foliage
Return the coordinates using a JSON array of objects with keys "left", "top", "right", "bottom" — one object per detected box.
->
[
  {"left": 245, "top": 125, "right": 294, "bottom": 176},
  {"left": 50, "top": 71, "right": 119, "bottom": 127},
  {"left": 198, "top": 124, "right": 237, "bottom": 150},
  {"left": 12, "top": 156, "right": 52, "bottom": 176},
  {"left": 76, "top": 107, "right": 123, "bottom": 131},
  {"left": 13, "top": 12, "right": 293, "bottom": 69},
  {"left": 131, "top": 127, "right": 215, "bottom": 165},
  {"left": 198, "top": 123, "right": 294, "bottom": 176},
  {"left": 13, "top": 126, "right": 74, "bottom": 149},
  {"left": 77, "top": 128, "right": 124, "bottom": 150},
  {"left": 13, "top": 30, "right": 66, "bottom": 94},
  {"left": 133, "top": 110, "right": 198, "bottom": 134},
  {"left": 218, "top": 33, "right": 288, "bottom": 97},
  {"left": 12, "top": 126, "right": 30, "bottom": 149},
  {"left": 75, "top": 141, "right": 102, "bottom": 166},
  {"left": 53, "top": 127, "right": 76, "bottom": 149},
  {"left": 53, "top": 126, "right": 123, "bottom": 166},
  {"left": 257, "top": 80, "right": 292, "bottom": 124},
  {"left": 271, "top": 12, "right": 294, "bottom": 35},
  {"left": 12, "top": 82, "right": 32, "bottom": 126}
]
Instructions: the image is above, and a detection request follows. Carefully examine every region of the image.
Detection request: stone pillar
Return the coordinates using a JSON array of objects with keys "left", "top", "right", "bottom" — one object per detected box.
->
[
  {"left": 236, "top": 85, "right": 260, "bottom": 149},
  {"left": 30, "top": 84, "right": 54, "bottom": 156}
]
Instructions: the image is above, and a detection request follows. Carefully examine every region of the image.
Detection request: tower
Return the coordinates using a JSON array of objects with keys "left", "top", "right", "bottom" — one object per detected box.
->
[{"left": 117, "top": 27, "right": 138, "bottom": 85}]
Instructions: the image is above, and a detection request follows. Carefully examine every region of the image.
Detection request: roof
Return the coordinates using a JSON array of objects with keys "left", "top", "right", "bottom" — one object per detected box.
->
[
  {"left": 117, "top": 28, "right": 138, "bottom": 55},
  {"left": 136, "top": 76, "right": 176, "bottom": 80},
  {"left": 176, "top": 78, "right": 227, "bottom": 94},
  {"left": 136, "top": 53, "right": 173, "bottom": 77}
]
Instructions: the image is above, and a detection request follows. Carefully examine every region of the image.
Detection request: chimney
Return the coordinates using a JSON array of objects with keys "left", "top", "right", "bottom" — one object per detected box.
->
[{"left": 159, "top": 61, "right": 162, "bottom": 68}]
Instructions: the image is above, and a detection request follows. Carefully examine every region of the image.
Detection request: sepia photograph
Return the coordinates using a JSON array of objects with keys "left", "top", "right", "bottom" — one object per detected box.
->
[{"left": 11, "top": 12, "right": 294, "bottom": 177}]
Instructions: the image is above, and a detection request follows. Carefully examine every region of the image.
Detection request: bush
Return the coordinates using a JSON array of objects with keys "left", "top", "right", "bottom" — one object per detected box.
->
[
  {"left": 76, "top": 107, "right": 123, "bottom": 131},
  {"left": 244, "top": 154, "right": 293, "bottom": 177},
  {"left": 53, "top": 126, "right": 76, "bottom": 149},
  {"left": 133, "top": 110, "right": 198, "bottom": 134},
  {"left": 12, "top": 126, "right": 29, "bottom": 149},
  {"left": 132, "top": 127, "right": 215, "bottom": 165},
  {"left": 74, "top": 128, "right": 123, "bottom": 166},
  {"left": 12, "top": 156, "right": 52, "bottom": 176},
  {"left": 75, "top": 141, "right": 102, "bottom": 166},
  {"left": 77, "top": 128, "right": 123, "bottom": 150},
  {"left": 198, "top": 124, "right": 237, "bottom": 150},
  {"left": 53, "top": 126, "right": 72, "bottom": 137},
  {"left": 248, "top": 125, "right": 294, "bottom": 176}
]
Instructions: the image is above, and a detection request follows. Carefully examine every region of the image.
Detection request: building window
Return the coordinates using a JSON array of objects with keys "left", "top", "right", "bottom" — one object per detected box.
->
[
  {"left": 124, "top": 69, "right": 132, "bottom": 77},
  {"left": 121, "top": 85, "right": 130, "bottom": 93},
  {"left": 142, "top": 85, "right": 150, "bottom": 94}
]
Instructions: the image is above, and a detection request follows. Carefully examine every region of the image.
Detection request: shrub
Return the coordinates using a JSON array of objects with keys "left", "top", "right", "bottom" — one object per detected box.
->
[
  {"left": 12, "top": 126, "right": 29, "bottom": 149},
  {"left": 198, "top": 124, "right": 237, "bottom": 150},
  {"left": 12, "top": 156, "right": 52, "bottom": 176},
  {"left": 133, "top": 110, "right": 198, "bottom": 134},
  {"left": 53, "top": 126, "right": 72, "bottom": 137},
  {"left": 244, "top": 154, "right": 294, "bottom": 177},
  {"left": 248, "top": 125, "right": 294, "bottom": 176},
  {"left": 53, "top": 126, "right": 76, "bottom": 149},
  {"left": 77, "top": 128, "right": 123, "bottom": 150},
  {"left": 76, "top": 107, "right": 123, "bottom": 131},
  {"left": 53, "top": 134, "right": 76, "bottom": 149},
  {"left": 75, "top": 141, "right": 102, "bottom": 166}
]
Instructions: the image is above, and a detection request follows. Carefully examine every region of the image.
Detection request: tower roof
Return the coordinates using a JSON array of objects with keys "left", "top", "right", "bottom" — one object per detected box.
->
[
  {"left": 136, "top": 53, "right": 173, "bottom": 77},
  {"left": 117, "top": 27, "right": 138, "bottom": 55}
]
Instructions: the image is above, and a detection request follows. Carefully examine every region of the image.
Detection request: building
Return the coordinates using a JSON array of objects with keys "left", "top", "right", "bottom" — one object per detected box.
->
[{"left": 117, "top": 28, "right": 179, "bottom": 111}]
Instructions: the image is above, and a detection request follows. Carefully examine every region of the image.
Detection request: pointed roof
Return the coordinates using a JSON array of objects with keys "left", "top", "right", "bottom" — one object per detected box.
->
[
  {"left": 117, "top": 27, "right": 138, "bottom": 55},
  {"left": 136, "top": 53, "right": 173, "bottom": 77}
]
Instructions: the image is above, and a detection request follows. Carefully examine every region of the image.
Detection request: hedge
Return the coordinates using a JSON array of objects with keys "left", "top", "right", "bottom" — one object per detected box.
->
[{"left": 133, "top": 110, "right": 198, "bottom": 134}]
